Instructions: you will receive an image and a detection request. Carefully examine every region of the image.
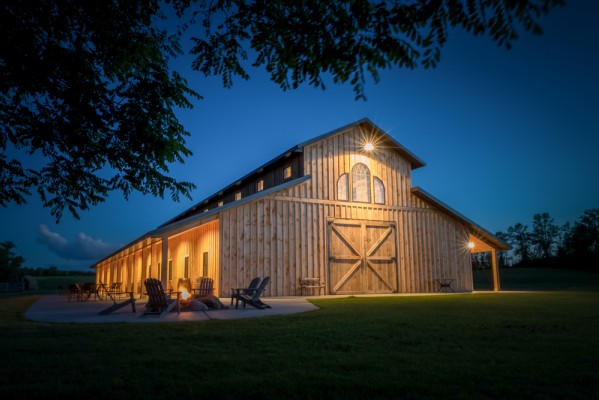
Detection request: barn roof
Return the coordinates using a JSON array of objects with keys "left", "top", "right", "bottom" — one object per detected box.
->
[
  {"left": 298, "top": 118, "right": 426, "bottom": 169},
  {"left": 91, "top": 175, "right": 311, "bottom": 267},
  {"left": 160, "top": 117, "right": 425, "bottom": 227},
  {"left": 411, "top": 187, "right": 510, "bottom": 251}
]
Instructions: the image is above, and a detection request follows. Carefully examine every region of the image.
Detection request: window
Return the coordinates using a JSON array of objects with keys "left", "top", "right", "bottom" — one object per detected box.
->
[
  {"left": 235, "top": 191, "right": 242, "bottom": 201},
  {"left": 283, "top": 166, "right": 292, "bottom": 179},
  {"left": 374, "top": 177, "right": 385, "bottom": 204},
  {"left": 147, "top": 263, "right": 151, "bottom": 278},
  {"left": 157, "top": 262, "right": 161, "bottom": 280},
  {"left": 352, "top": 163, "right": 371, "bottom": 203},
  {"left": 337, "top": 173, "right": 349, "bottom": 201},
  {"left": 168, "top": 260, "right": 173, "bottom": 281},
  {"left": 184, "top": 256, "right": 189, "bottom": 278},
  {"left": 256, "top": 180, "right": 264, "bottom": 192},
  {"left": 203, "top": 252, "right": 209, "bottom": 277},
  {"left": 217, "top": 200, "right": 224, "bottom": 207}
]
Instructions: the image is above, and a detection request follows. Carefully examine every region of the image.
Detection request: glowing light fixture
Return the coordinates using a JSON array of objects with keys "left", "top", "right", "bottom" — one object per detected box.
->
[
  {"left": 364, "top": 143, "right": 374, "bottom": 151},
  {"left": 468, "top": 241, "right": 475, "bottom": 249}
]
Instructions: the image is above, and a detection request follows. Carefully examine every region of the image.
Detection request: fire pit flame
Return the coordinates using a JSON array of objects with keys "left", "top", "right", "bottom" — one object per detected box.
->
[{"left": 180, "top": 288, "right": 190, "bottom": 300}]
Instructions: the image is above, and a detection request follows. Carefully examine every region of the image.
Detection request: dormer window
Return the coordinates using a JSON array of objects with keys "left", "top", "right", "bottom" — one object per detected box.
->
[
  {"left": 283, "top": 166, "right": 292, "bottom": 180},
  {"left": 256, "top": 180, "right": 264, "bottom": 192},
  {"left": 235, "top": 192, "right": 242, "bottom": 201}
]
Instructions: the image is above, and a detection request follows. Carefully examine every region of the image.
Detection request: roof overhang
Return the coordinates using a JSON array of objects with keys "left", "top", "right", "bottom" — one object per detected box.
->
[
  {"left": 411, "top": 186, "right": 510, "bottom": 252},
  {"left": 298, "top": 117, "right": 426, "bottom": 169},
  {"left": 90, "top": 175, "right": 312, "bottom": 268}
]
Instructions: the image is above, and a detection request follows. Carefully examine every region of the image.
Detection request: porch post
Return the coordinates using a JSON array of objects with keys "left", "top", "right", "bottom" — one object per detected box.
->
[
  {"left": 161, "top": 237, "right": 169, "bottom": 288},
  {"left": 491, "top": 249, "right": 500, "bottom": 292}
]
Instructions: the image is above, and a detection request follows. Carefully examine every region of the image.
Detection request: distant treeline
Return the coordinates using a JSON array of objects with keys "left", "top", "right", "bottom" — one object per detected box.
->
[
  {"left": 19, "top": 266, "right": 95, "bottom": 277},
  {"left": 473, "top": 208, "right": 599, "bottom": 271}
]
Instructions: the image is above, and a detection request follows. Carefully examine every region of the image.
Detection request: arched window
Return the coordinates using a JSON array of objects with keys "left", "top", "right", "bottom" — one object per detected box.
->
[
  {"left": 374, "top": 176, "right": 385, "bottom": 204},
  {"left": 352, "top": 163, "right": 371, "bottom": 203},
  {"left": 337, "top": 173, "right": 349, "bottom": 201}
]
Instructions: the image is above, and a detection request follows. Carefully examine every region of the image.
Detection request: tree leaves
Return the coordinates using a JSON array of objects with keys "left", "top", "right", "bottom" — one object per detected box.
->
[
  {"left": 1, "top": 0, "right": 198, "bottom": 222},
  {"left": 187, "top": 0, "right": 563, "bottom": 100}
]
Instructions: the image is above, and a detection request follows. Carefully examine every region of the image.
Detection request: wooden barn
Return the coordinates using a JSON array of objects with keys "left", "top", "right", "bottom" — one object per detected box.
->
[{"left": 92, "top": 118, "right": 509, "bottom": 297}]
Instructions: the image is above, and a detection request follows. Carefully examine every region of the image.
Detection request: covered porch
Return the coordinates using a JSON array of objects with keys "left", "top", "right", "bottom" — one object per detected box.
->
[
  {"left": 468, "top": 234, "right": 503, "bottom": 292},
  {"left": 94, "top": 218, "right": 220, "bottom": 298}
]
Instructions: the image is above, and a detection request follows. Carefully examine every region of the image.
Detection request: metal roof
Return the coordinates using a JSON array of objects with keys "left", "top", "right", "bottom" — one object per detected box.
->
[{"left": 411, "top": 186, "right": 510, "bottom": 251}]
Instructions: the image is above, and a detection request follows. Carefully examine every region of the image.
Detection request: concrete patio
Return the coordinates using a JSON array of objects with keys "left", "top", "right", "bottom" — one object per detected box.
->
[{"left": 25, "top": 294, "right": 319, "bottom": 323}]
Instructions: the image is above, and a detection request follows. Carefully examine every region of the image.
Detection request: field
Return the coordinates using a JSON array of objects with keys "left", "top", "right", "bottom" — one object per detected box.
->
[
  {"left": 473, "top": 267, "right": 599, "bottom": 291},
  {"left": 0, "top": 269, "right": 598, "bottom": 399}
]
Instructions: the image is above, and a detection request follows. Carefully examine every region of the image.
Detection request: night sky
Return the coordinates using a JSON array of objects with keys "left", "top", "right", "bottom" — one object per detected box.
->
[{"left": 1, "top": 1, "right": 597, "bottom": 270}]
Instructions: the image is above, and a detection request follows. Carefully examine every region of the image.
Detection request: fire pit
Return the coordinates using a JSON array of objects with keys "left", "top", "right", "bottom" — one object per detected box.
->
[{"left": 177, "top": 278, "right": 193, "bottom": 307}]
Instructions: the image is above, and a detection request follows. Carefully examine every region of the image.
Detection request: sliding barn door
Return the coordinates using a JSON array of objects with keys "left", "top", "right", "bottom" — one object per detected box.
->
[{"left": 328, "top": 219, "right": 398, "bottom": 294}]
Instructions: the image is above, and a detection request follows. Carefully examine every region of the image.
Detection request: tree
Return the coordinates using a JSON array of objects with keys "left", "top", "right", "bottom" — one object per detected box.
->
[
  {"left": 494, "top": 230, "right": 512, "bottom": 267},
  {"left": 1, "top": 0, "right": 563, "bottom": 221},
  {"left": 530, "top": 212, "right": 559, "bottom": 259},
  {"left": 506, "top": 223, "right": 532, "bottom": 264},
  {"left": 1, "top": 1, "right": 198, "bottom": 221},
  {"left": 560, "top": 209, "right": 599, "bottom": 269},
  {"left": 0, "top": 241, "right": 25, "bottom": 281}
]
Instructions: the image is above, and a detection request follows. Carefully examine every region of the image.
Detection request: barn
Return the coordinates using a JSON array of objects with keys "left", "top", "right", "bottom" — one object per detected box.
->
[{"left": 92, "top": 118, "right": 509, "bottom": 297}]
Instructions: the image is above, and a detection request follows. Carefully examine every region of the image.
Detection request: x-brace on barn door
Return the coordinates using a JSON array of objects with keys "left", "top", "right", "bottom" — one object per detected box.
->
[{"left": 327, "top": 219, "right": 398, "bottom": 294}]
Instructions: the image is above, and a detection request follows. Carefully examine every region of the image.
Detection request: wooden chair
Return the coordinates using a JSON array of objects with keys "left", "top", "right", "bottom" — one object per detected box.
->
[
  {"left": 97, "top": 280, "right": 136, "bottom": 315},
  {"left": 232, "top": 276, "right": 271, "bottom": 309},
  {"left": 193, "top": 277, "right": 214, "bottom": 297},
  {"left": 142, "top": 278, "right": 180, "bottom": 317},
  {"left": 230, "top": 276, "right": 261, "bottom": 306},
  {"left": 66, "top": 284, "right": 82, "bottom": 302}
]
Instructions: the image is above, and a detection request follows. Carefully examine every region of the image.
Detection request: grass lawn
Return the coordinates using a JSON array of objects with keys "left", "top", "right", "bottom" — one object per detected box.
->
[
  {"left": 473, "top": 267, "right": 599, "bottom": 291},
  {"left": 1, "top": 290, "right": 598, "bottom": 399}
]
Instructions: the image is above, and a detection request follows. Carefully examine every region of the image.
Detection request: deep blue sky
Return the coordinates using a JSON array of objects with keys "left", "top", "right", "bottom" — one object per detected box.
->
[{"left": 2, "top": 1, "right": 598, "bottom": 270}]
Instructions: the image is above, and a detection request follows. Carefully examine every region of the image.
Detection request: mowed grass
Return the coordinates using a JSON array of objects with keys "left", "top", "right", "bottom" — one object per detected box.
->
[
  {"left": 473, "top": 267, "right": 599, "bottom": 291},
  {"left": 1, "top": 290, "right": 598, "bottom": 399}
]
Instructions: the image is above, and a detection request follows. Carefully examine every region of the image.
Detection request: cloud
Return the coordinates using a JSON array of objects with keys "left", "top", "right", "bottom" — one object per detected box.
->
[{"left": 36, "top": 225, "right": 119, "bottom": 261}]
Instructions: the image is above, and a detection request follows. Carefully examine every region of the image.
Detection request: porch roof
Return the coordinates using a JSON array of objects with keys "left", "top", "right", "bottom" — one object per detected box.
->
[
  {"left": 90, "top": 175, "right": 311, "bottom": 268},
  {"left": 411, "top": 186, "right": 510, "bottom": 251}
]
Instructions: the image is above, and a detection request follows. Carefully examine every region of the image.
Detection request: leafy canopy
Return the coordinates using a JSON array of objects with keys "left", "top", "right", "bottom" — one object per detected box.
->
[
  {"left": 1, "top": 1, "right": 198, "bottom": 221},
  {"left": 1, "top": 0, "right": 563, "bottom": 221}
]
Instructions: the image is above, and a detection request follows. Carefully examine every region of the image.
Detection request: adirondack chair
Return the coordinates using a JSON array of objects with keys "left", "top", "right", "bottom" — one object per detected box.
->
[
  {"left": 142, "top": 278, "right": 180, "bottom": 317},
  {"left": 232, "top": 276, "right": 271, "bottom": 309},
  {"left": 192, "top": 277, "right": 214, "bottom": 297},
  {"left": 98, "top": 281, "right": 136, "bottom": 315},
  {"left": 230, "top": 276, "right": 261, "bottom": 306}
]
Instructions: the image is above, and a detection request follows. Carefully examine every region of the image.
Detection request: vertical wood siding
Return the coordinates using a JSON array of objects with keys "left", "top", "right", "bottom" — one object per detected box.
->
[
  {"left": 99, "top": 125, "right": 474, "bottom": 297},
  {"left": 217, "top": 125, "right": 473, "bottom": 296}
]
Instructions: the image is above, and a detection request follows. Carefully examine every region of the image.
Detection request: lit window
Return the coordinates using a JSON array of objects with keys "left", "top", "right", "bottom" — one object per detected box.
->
[
  {"left": 256, "top": 180, "right": 264, "bottom": 192},
  {"left": 352, "top": 163, "right": 371, "bottom": 203},
  {"left": 374, "top": 177, "right": 385, "bottom": 204},
  {"left": 168, "top": 260, "right": 173, "bottom": 281},
  {"left": 218, "top": 200, "right": 224, "bottom": 207},
  {"left": 337, "top": 173, "right": 349, "bottom": 201},
  {"left": 283, "top": 166, "right": 292, "bottom": 179},
  {"left": 184, "top": 256, "right": 189, "bottom": 278},
  {"left": 235, "top": 192, "right": 242, "bottom": 201}
]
